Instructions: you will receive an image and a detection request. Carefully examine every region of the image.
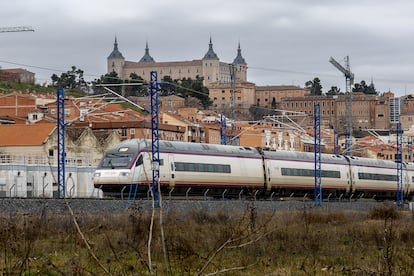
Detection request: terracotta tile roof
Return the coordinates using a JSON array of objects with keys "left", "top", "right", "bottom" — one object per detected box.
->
[{"left": 0, "top": 124, "right": 55, "bottom": 146}]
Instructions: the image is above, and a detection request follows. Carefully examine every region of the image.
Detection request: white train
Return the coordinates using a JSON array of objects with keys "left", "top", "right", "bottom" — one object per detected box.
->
[{"left": 93, "top": 139, "right": 414, "bottom": 200}]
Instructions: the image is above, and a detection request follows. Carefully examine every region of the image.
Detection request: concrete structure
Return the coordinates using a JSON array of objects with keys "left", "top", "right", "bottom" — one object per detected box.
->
[{"left": 0, "top": 124, "right": 118, "bottom": 198}]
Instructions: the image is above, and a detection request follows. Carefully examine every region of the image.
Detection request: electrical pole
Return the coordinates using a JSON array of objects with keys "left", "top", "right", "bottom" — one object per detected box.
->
[
  {"left": 57, "top": 88, "right": 65, "bottom": 198},
  {"left": 396, "top": 122, "right": 403, "bottom": 207},
  {"left": 229, "top": 63, "right": 236, "bottom": 145},
  {"left": 220, "top": 114, "right": 227, "bottom": 145},
  {"left": 150, "top": 71, "right": 160, "bottom": 207},
  {"left": 314, "top": 103, "right": 322, "bottom": 207}
]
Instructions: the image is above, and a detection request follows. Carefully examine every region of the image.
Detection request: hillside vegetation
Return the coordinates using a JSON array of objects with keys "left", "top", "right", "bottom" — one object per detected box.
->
[{"left": 0, "top": 80, "right": 86, "bottom": 98}]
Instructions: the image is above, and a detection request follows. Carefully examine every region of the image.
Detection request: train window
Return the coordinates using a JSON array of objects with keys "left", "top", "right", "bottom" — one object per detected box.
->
[
  {"left": 358, "top": 172, "right": 397, "bottom": 181},
  {"left": 101, "top": 153, "right": 134, "bottom": 169},
  {"left": 135, "top": 155, "right": 143, "bottom": 166},
  {"left": 281, "top": 168, "right": 340, "bottom": 178},
  {"left": 174, "top": 162, "right": 231, "bottom": 173},
  {"left": 216, "top": 164, "right": 224, "bottom": 173},
  {"left": 175, "top": 163, "right": 184, "bottom": 171},
  {"left": 198, "top": 163, "right": 206, "bottom": 172}
]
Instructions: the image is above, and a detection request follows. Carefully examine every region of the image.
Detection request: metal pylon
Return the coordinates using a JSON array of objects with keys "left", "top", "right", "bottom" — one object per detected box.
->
[
  {"left": 314, "top": 103, "right": 322, "bottom": 207},
  {"left": 57, "top": 88, "right": 65, "bottom": 198},
  {"left": 396, "top": 122, "right": 403, "bottom": 207},
  {"left": 150, "top": 71, "right": 160, "bottom": 206}
]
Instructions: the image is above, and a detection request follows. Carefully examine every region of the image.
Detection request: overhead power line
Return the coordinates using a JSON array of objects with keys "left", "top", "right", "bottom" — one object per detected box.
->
[{"left": 0, "top": 26, "right": 34, "bottom": 33}]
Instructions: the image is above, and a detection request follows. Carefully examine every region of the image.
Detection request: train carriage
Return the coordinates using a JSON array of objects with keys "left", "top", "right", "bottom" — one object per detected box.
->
[
  {"left": 93, "top": 139, "right": 265, "bottom": 195},
  {"left": 262, "top": 150, "right": 350, "bottom": 196},
  {"left": 93, "top": 139, "right": 414, "bottom": 200},
  {"left": 349, "top": 156, "right": 414, "bottom": 198}
]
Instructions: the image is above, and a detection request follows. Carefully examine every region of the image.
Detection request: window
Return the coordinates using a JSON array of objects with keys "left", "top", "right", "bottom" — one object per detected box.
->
[
  {"left": 49, "top": 149, "right": 54, "bottom": 157},
  {"left": 32, "top": 114, "right": 38, "bottom": 120},
  {"left": 358, "top": 172, "right": 397, "bottom": 181},
  {"left": 121, "top": 129, "right": 127, "bottom": 137},
  {"left": 130, "top": 128, "right": 135, "bottom": 135},
  {"left": 174, "top": 162, "right": 231, "bottom": 173},
  {"left": 281, "top": 168, "right": 340, "bottom": 178}
]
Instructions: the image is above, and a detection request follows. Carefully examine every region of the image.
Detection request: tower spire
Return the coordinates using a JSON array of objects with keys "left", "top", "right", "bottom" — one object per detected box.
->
[
  {"left": 203, "top": 36, "right": 219, "bottom": 60},
  {"left": 233, "top": 41, "right": 247, "bottom": 65},
  {"left": 107, "top": 36, "right": 124, "bottom": 59},
  {"left": 139, "top": 41, "right": 155, "bottom": 62}
]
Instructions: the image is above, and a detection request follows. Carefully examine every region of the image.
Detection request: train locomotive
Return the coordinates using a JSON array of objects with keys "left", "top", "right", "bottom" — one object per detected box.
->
[{"left": 93, "top": 139, "right": 414, "bottom": 200}]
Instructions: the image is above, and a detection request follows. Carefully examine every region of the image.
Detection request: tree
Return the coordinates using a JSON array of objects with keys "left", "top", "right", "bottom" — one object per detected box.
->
[
  {"left": 352, "top": 80, "right": 378, "bottom": 95},
  {"left": 158, "top": 75, "right": 212, "bottom": 109},
  {"left": 305, "top": 77, "right": 323, "bottom": 95},
  {"left": 91, "top": 71, "right": 123, "bottom": 94},
  {"left": 123, "top": 73, "right": 146, "bottom": 97},
  {"left": 326, "top": 86, "right": 341, "bottom": 96},
  {"left": 50, "top": 66, "right": 87, "bottom": 90}
]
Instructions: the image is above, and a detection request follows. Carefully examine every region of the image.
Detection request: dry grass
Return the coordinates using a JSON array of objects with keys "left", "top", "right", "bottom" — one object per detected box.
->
[{"left": 0, "top": 204, "right": 414, "bottom": 275}]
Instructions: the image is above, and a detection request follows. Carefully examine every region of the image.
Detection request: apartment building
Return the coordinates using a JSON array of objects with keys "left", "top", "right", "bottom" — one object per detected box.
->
[{"left": 279, "top": 93, "right": 393, "bottom": 132}]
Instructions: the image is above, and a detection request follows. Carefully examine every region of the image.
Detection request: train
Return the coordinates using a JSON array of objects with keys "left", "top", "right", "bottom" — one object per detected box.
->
[{"left": 93, "top": 139, "right": 414, "bottom": 200}]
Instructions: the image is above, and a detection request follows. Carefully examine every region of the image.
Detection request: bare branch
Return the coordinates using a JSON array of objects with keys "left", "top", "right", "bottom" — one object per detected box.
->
[
  {"left": 204, "top": 262, "right": 257, "bottom": 276},
  {"left": 64, "top": 199, "right": 111, "bottom": 275}
]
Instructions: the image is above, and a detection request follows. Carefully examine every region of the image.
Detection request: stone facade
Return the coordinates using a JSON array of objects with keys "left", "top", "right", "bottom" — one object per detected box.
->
[{"left": 107, "top": 37, "right": 247, "bottom": 87}]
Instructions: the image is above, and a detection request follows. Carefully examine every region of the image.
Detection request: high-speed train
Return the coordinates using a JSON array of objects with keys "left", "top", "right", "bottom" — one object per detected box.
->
[{"left": 93, "top": 139, "right": 414, "bottom": 200}]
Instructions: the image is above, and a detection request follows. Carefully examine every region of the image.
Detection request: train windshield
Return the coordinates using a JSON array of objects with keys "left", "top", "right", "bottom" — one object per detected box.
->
[{"left": 100, "top": 152, "right": 135, "bottom": 169}]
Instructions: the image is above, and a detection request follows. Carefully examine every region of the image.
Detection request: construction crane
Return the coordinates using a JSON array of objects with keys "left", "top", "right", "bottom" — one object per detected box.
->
[
  {"left": 329, "top": 56, "right": 354, "bottom": 156},
  {"left": 0, "top": 26, "right": 34, "bottom": 33}
]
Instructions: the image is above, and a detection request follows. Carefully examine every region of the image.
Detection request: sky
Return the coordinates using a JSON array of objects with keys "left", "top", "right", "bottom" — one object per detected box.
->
[{"left": 1, "top": 0, "right": 414, "bottom": 97}]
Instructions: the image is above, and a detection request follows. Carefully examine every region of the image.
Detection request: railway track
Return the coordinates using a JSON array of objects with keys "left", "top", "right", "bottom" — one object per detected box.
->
[{"left": 0, "top": 197, "right": 409, "bottom": 215}]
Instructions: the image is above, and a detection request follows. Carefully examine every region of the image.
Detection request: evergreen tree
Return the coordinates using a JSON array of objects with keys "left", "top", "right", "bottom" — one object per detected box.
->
[{"left": 305, "top": 77, "right": 323, "bottom": 95}]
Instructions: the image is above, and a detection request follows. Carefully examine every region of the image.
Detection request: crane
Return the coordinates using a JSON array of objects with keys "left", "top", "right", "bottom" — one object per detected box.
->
[
  {"left": 0, "top": 26, "right": 34, "bottom": 33},
  {"left": 329, "top": 56, "right": 354, "bottom": 156}
]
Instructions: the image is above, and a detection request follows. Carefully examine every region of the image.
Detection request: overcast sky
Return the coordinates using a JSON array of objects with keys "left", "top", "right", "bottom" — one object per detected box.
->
[{"left": 1, "top": 0, "right": 414, "bottom": 96}]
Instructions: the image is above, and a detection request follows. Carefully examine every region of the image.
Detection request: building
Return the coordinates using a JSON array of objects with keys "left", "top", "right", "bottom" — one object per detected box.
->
[
  {"left": 279, "top": 93, "right": 392, "bottom": 133},
  {"left": 0, "top": 68, "right": 35, "bottom": 84},
  {"left": 255, "top": 85, "right": 309, "bottom": 110},
  {"left": 0, "top": 92, "right": 37, "bottom": 117},
  {"left": 0, "top": 124, "right": 116, "bottom": 197},
  {"left": 208, "top": 81, "right": 256, "bottom": 117},
  {"left": 107, "top": 37, "right": 247, "bottom": 87}
]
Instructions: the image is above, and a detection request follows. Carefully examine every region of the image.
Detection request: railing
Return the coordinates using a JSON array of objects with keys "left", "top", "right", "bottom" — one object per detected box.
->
[{"left": 0, "top": 154, "right": 100, "bottom": 167}]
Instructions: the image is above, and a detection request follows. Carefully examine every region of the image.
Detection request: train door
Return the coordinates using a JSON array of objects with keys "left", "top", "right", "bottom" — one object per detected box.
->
[
  {"left": 345, "top": 157, "right": 354, "bottom": 193},
  {"left": 403, "top": 163, "right": 411, "bottom": 196},
  {"left": 264, "top": 159, "right": 272, "bottom": 191},
  {"left": 169, "top": 154, "right": 176, "bottom": 188}
]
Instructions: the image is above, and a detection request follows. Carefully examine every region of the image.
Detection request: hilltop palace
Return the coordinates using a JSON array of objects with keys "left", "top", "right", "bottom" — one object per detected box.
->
[{"left": 107, "top": 37, "right": 248, "bottom": 87}]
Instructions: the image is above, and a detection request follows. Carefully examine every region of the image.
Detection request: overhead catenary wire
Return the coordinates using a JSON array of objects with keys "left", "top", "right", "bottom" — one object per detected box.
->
[{"left": 2, "top": 58, "right": 414, "bottom": 87}]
